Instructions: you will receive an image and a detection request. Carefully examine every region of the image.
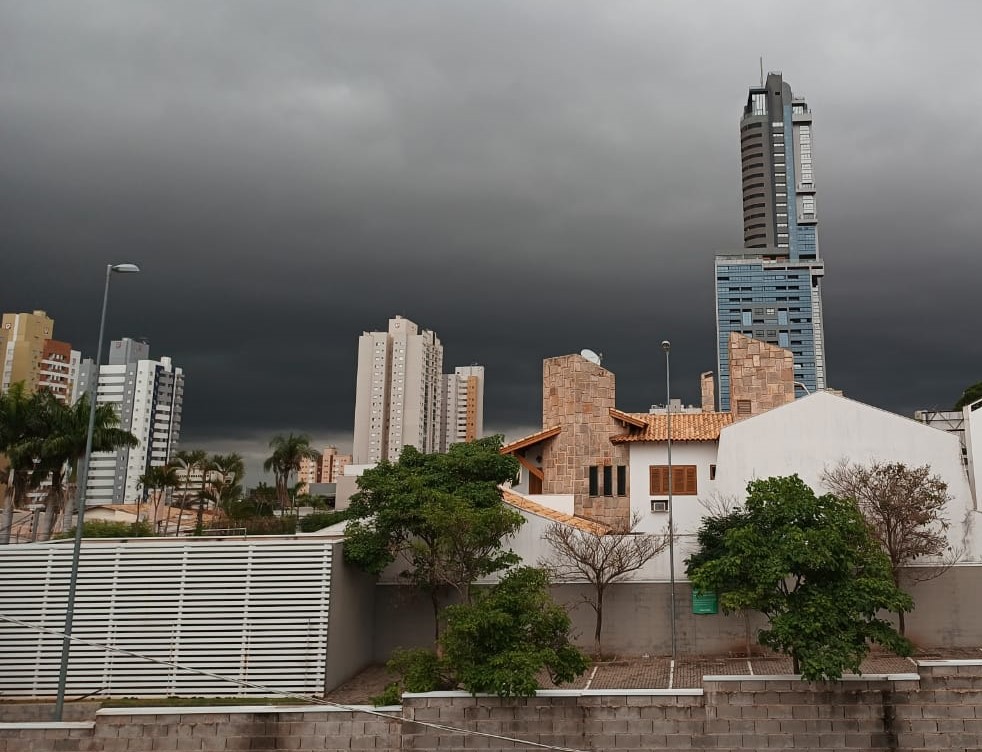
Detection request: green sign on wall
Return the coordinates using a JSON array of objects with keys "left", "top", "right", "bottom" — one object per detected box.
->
[{"left": 692, "top": 590, "right": 719, "bottom": 615}]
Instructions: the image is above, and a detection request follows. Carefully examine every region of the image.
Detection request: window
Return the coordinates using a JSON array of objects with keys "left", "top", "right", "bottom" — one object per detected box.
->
[
  {"left": 649, "top": 465, "right": 698, "bottom": 495},
  {"left": 616, "top": 465, "right": 627, "bottom": 497},
  {"left": 588, "top": 466, "right": 599, "bottom": 497},
  {"left": 709, "top": 464, "right": 717, "bottom": 480},
  {"left": 603, "top": 466, "right": 613, "bottom": 497}
]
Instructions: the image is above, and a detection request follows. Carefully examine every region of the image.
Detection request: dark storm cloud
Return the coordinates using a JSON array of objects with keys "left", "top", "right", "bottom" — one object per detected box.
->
[{"left": 2, "top": 1, "right": 980, "bottom": 481}]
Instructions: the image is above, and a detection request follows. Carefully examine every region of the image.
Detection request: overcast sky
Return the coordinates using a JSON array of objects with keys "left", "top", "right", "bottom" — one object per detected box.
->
[{"left": 2, "top": 1, "right": 980, "bottom": 483}]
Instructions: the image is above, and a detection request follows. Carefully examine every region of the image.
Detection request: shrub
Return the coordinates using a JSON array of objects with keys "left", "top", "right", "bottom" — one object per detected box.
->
[
  {"left": 58, "top": 520, "right": 152, "bottom": 539},
  {"left": 298, "top": 509, "right": 352, "bottom": 532}
]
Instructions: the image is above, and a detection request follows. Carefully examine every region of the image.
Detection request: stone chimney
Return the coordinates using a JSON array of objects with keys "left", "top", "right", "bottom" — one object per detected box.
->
[
  {"left": 700, "top": 371, "right": 715, "bottom": 412},
  {"left": 728, "top": 333, "right": 795, "bottom": 420}
]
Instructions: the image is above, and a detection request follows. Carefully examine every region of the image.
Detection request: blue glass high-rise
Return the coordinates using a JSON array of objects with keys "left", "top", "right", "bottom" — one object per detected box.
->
[{"left": 715, "top": 72, "right": 827, "bottom": 411}]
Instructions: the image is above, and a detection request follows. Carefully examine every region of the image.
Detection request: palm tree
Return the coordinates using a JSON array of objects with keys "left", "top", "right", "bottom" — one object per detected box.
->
[
  {"left": 205, "top": 453, "right": 245, "bottom": 520},
  {"left": 35, "top": 392, "right": 137, "bottom": 539},
  {"left": 263, "top": 434, "right": 320, "bottom": 514},
  {"left": 194, "top": 455, "right": 218, "bottom": 535},
  {"left": 1, "top": 384, "right": 47, "bottom": 544},
  {"left": 138, "top": 464, "right": 180, "bottom": 534},
  {"left": 171, "top": 449, "right": 209, "bottom": 536}
]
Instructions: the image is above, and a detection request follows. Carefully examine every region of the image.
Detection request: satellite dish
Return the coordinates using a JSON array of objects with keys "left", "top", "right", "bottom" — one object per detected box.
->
[{"left": 580, "top": 348, "right": 602, "bottom": 365}]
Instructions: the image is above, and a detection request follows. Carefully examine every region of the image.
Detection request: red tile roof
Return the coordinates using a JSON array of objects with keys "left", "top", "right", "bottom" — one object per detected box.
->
[
  {"left": 501, "top": 488, "right": 610, "bottom": 535},
  {"left": 610, "top": 412, "right": 734, "bottom": 443}
]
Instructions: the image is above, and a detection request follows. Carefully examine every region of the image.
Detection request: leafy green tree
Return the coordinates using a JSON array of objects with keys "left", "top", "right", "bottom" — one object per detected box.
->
[
  {"left": 440, "top": 567, "right": 589, "bottom": 696},
  {"left": 688, "top": 475, "right": 913, "bottom": 680},
  {"left": 376, "top": 568, "right": 588, "bottom": 702},
  {"left": 823, "top": 460, "right": 958, "bottom": 635},
  {"left": 344, "top": 436, "right": 523, "bottom": 638},
  {"left": 685, "top": 506, "right": 755, "bottom": 655},
  {"left": 263, "top": 434, "right": 320, "bottom": 513},
  {"left": 955, "top": 381, "right": 982, "bottom": 410}
]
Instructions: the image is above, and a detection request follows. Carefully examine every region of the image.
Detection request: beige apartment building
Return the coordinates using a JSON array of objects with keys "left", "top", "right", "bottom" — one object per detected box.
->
[
  {"left": 352, "top": 316, "right": 444, "bottom": 464},
  {"left": 439, "top": 365, "right": 484, "bottom": 451},
  {"left": 0, "top": 310, "right": 55, "bottom": 394},
  {"left": 297, "top": 446, "right": 352, "bottom": 492}
]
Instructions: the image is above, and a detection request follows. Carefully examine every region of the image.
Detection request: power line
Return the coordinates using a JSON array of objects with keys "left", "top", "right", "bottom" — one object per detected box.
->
[{"left": 0, "top": 613, "right": 589, "bottom": 752}]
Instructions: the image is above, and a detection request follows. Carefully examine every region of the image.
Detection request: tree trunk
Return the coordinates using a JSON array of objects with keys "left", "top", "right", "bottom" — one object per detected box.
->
[
  {"left": 431, "top": 592, "right": 441, "bottom": 646},
  {"left": 594, "top": 589, "right": 604, "bottom": 659},
  {"left": 893, "top": 569, "right": 907, "bottom": 636},
  {"left": 42, "top": 487, "right": 60, "bottom": 541},
  {"left": 175, "top": 477, "right": 190, "bottom": 536},
  {"left": 1, "top": 476, "right": 14, "bottom": 545},
  {"left": 744, "top": 610, "right": 752, "bottom": 657},
  {"left": 61, "top": 485, "right": 74, "bottom": 533}
]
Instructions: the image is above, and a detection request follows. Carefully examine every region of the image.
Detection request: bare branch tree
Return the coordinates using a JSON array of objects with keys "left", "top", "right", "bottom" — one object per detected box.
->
[
  {"left": 822, "top": 459, "right": 961, "bottom": 635},
  {"left": 540, "top": 512, "right": 668, "bottom": 658},
  {"left": 698, "top": 489, "right": 743, "bottom": 519}
]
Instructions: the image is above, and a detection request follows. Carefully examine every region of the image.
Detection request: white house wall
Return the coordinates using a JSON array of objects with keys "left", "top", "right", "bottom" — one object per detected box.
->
[
  {"left": 714, "top": 391, "right": 980, "bottom": 560},
  {"left": 627, "top": 442, "right": 720, "bottom": 536}
]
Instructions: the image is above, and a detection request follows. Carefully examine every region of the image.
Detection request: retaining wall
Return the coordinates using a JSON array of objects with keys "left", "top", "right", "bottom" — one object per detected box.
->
[{"left": 3, "top": 663, "right": 982, "bottom": 751}]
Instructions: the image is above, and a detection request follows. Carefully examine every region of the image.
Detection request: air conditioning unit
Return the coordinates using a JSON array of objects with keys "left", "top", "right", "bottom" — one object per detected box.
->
[{"left": 651, "top": 499, "right": 668, "bottom": 513}]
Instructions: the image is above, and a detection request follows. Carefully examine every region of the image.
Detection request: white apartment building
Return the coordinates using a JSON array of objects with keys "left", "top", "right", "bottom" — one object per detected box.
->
[
  {"left": 352, "top": 316, "right": 444, "bottom": 464},
  {"left": 76, "top": 338, "right": 184, "bottom": 505},
  {"left": 439, "top": 365, "right": 485, "bottom": 451}
]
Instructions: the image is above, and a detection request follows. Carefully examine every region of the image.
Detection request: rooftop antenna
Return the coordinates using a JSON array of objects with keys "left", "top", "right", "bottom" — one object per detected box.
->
[{"left": 760, "top": 57, "right": 764, "bottom": 87}]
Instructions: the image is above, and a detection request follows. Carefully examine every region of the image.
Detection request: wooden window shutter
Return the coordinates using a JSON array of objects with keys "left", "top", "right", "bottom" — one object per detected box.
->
[{"left": 650, "top": 465, "right": 697, "bottom": 495}]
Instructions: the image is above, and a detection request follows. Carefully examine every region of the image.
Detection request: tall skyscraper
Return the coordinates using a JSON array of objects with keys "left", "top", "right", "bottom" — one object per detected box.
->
[
  {"left": 439, "top": 365, "right": 485, "bottom": 451},
  {"left": 0, "top": 310, "right": 55, "bottom": 394},
  {"left": 37, "top": 339, "right": 82, "bottom": 404},
  {"left": 715, "top": 72, "right": 827, "bottom": 411},
  {"left": 352, "top": 316, "right": 444, "bottom": 464},
  {"left": 76, "top": 338, "right": 184, "bottom": 505}
]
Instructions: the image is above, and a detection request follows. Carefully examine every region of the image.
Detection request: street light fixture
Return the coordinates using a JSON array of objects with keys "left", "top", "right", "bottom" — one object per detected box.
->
[
  {"left": 54, "top": 263, "right": 140, "bottom": 720},
  {"left": 661, "top": 339, "right": 677, "bottom": 662}
]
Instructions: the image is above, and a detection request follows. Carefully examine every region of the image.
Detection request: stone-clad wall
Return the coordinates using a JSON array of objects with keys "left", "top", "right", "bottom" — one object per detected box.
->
[
  {"left": 6, "top": 664, "right": 982, "bottom": 751},
  {"left": 541, "top": 354, "right": 630, "bottom": 526},
  {"left": 728, "top": 332, "right": 795, "bottom": 418}
]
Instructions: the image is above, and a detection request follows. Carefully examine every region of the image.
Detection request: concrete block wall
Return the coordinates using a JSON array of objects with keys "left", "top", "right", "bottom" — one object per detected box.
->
[{"left": 5, "top": 663, "right": 982, "bottom": 751}]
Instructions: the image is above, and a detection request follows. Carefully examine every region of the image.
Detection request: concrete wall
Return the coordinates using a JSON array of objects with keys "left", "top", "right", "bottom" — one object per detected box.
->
[
  {"left": 374, "top": 566, "right": 982, "bottom": 659},
  {"left": 7, "top": 663, "right": 982, "bottom": 751},
  {"left": 325, "top": 543, "right": 377, "bottom": 692}
]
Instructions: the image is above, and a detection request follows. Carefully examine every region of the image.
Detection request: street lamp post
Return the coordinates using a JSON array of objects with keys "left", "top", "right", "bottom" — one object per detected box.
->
[
  {"left": 661, "top": 340, "right": 677, "bottom": 662},
  {"left": 54, "top": 263, "right": 139, "bottom": 721}
]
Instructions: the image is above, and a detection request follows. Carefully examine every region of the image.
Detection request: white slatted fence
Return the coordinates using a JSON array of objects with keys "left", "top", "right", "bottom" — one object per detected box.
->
[{"left": 0, "top": 538, "right": 334, "bottom": 698}]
